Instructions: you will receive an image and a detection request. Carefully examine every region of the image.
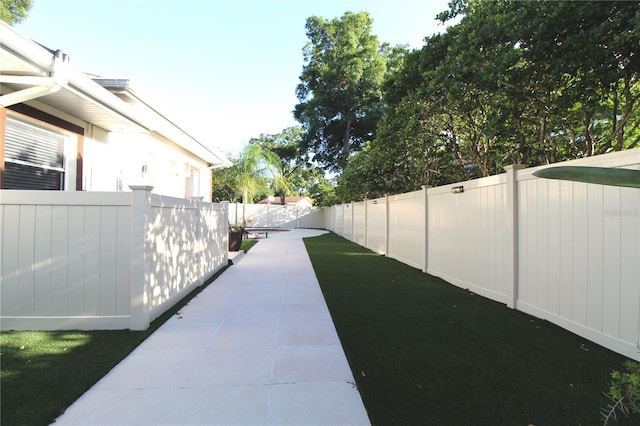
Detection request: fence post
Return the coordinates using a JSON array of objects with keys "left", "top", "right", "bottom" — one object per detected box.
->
[
  {"left": 504, "top": 165, "right": 524, "bottom": 309},
  {"left": 364, "top": 198, "right": 368, "bottom": 249},
  {"left": 350, "top": 201, "right": 355, "bottom": 241},
  {"left": 384, "top": 194, "right": 390, "bottom": 256},
  {"left": 422, "top": 185, "right": 429, "bottom": 274},
  {"left": 129, "top": 185, "right": 154, "bottom": 330}
]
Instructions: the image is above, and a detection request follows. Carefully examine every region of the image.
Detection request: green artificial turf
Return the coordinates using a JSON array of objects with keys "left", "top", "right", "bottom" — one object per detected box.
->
[
  {"left": 0, "top": 266, "right": 228, "bottom": 426},
  {"left": 241, "top": 239, "right": 258, "bottom": 252},
  {"left": 304, "top": 232, "right": 638, "bottom": 426}
]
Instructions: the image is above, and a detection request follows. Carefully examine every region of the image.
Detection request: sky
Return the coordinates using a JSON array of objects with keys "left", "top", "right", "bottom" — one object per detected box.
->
[{"left": 15, "top": 0, "right": 456, "bottom": 157}]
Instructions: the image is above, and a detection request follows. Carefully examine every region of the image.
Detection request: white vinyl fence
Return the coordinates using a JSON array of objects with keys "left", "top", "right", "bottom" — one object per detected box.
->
[
  {"left": 227, "top": 202, "right": 325, "bottom": 229},
  {"left": 324, "top": 149, "right": 640, "bottom": 361},
  {"left": 1, "top": 186, "right": 228, "bottom": 330}
]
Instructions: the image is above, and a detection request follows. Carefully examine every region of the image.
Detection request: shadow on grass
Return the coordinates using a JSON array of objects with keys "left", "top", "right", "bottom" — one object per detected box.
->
[
  {"left": 0, "top": 265, "right": 228, "bottom": 426},
  {"left": 304, "top": 232, "right": 638, "bottom": 426}
]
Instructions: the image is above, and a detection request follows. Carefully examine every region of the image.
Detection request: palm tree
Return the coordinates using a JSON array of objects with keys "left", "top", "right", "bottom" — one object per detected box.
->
[{"left": 236, "top": 141, "right": 286, "bottom": 223}]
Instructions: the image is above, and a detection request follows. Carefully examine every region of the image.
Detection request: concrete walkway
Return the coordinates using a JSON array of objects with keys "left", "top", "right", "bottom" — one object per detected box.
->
[{"left": 53, "top": 229, "right": 370, "bottom": 426}]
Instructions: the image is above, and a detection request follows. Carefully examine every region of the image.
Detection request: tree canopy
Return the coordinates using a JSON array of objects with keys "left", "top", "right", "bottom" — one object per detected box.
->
[
  {"left": 212, "top": 127, "right": 338, "bottom": 207},
  {"left": 337, "top": 0, "right": 640, "bottom": 201},
  {"left": 218, "top": 2, "right": 639, "bottom": 205},
  {"left": 1, "top": 0, "right": 32, "bottom": 25},
  {"left": 294, "top": 11, "right": 388, "bottom": 172}
]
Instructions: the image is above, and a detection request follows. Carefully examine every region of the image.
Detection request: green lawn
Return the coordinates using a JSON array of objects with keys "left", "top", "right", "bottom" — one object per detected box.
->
[{"left": 304, "top": 232, "right": 638, "bottom": 426}]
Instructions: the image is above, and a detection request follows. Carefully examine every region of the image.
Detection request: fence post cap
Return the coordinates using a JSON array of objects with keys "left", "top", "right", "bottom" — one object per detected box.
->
[
  {"left": 504, "top": 164, "right": 526, "bottom": 171},
  {"left": 128, "top": 185, "right": 154, "bottom": 191}
]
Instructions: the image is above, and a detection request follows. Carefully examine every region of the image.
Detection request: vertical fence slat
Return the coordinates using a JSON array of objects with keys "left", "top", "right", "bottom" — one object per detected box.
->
[
  {"left": 587, "top": 185, "right": 605, "bottom": 332},
  {"left": 50, "top": 205, "right": 69, "bottom": 315},
  {"left": 67, "top": 206, "right": 85, "bottom": 315},
  {"left": 99, "top": 206, "right": 118, "bottom": 316},
  {"left": 602, "top": 187, "right": 622, "bottom": 338},
  {"left": 572, "top": 183, "right": 589, "bottom": 326},
  {"left": 116, "top": 206, "right": 131, "bottom": 316},
  {"left": 619, "top": 186, "right": 640, "bottom": 345},
  {"left": 83, "top": 206, "right": 101, "bottom": 316},
  {"left": 18, "top": 205, "right": 36, "bottom": 316},
  {"left": 2, "top": 205, "right": 20, "bottom": 315},
  {"left": 33, "top": 204, "right": 52, "bottom": 316},
  {"left": 559, "top": 180, "right": 574, "bottom": 320},
  {"left": 547, "top": 180, "right": 562, "bottom": 316}
]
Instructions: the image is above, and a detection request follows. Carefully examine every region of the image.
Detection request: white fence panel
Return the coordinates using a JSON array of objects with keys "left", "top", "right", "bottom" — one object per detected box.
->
[
  {"left": 298, "top": 207, "right": 325, "bottom": 229},
  {"left": 1, "top": 188, "right": 228, "bottom": 331},
  {"left": 332, "top": 205, "right": 344, "bottom": 236},
  {"left": 147, "top": 195, "right": 200, "bottom": 320},
  {"left": 427, "top": 175, "right": 508, "bottom": 303},
  {"left": 516, "top": 153, "right": 640, "bottom": 357},
  {"left": 343, "top": 203, "right": 353, "bottom": 241},
  {"left": 200, "top": 202, "right": 228, "bottom": 278},
  {"left": 352, "top": 201, "right": 366, "bottom": 246},
  {"left": 388, "top": 190, "right": 424, "bottom": 269},
  {"left": 319, "top": 148, "right": 640, "bottom": 360},
  {"left": 1, "top": 191, "right": 132, "bottom": 329},
  {"left": 365, "top": 197, "right": 387, "bottom": 254},
  {"left": 228, "top": 202, "right": 322, "bottom": 229}
]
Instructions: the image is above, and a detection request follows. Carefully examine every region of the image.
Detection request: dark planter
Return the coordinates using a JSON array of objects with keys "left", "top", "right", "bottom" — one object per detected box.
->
[{"left": 229, "top": 230, "right": 243, "bottom": 251}]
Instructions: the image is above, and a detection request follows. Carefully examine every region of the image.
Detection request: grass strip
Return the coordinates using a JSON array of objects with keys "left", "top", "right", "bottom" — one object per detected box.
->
[
  {"left": 304, "top": 232, "right": 638, "bottom": 426},
  {"left": 0, "top": 265, "right": 228, "bottom": 426},
  {"left": 241, "top": 239, "right": 258, "bottom": 252}
]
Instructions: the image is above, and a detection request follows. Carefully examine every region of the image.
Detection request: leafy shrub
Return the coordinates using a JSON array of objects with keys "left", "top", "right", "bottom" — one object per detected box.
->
[{"left": 602, "top": 359, "right": 640, "bottom": 425}]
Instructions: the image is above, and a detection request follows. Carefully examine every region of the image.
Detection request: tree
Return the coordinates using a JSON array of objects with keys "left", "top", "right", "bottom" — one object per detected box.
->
[
  {"left": 211, "top": 154, "right": 242, "bottom": 203},
  {"left": 1, "top": 0, "right": 32, "bottom": 25},
  {"left": 333, "top": 0, "right": 639, "bottom": 201},
  {"left": 252, "top": 127, "right": 307, "bottom": 204},
  {"left": 294, "top": 11, "right": 387, "bottom": 172},
  {"left": 252, "top": 127, "right": 338, "bottom": 206},
  {"left": 435, "top": 0, "right": 640, "bottom": 162},
  {"left": 304, "top": 169, "right": 337, "bottom": 207},
  {"left": 211, "top": 141, "right": 282, "bottom": 225}
]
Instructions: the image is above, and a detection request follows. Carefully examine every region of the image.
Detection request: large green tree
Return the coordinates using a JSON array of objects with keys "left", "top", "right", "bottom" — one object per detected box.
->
[
  {"left": 1, "top": 0, "right": 32, "bottom": 25},
  {"left": 340, "top": 0, "right": 640, "bottom": 200},
  {"left": 294, "top": 11, "right": 388, "bottom": 172}
]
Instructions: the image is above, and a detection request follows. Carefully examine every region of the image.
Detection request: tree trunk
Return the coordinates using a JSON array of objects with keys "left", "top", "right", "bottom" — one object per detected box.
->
[{"left": 342, "top": 119, "right": 352, "bottom": 169}]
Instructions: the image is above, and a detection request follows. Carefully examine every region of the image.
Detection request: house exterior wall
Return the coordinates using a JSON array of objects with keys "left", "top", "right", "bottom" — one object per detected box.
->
[
  {"left": 2, "top": 106, "right": 214, "bottom": 201},
  {"left": 84, "top": 130, "right": 213, "bottom": 201}
]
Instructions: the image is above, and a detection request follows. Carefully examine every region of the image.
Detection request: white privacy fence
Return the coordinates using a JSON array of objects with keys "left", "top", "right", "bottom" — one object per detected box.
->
[
  {"left": 1, "top": 186, "right": 228, "bottom": 330},
  {"left": 227, "top": 202, "right": 325, "bottom": 229},
  {"left": 324, "top": 149, "right": 640, "bottom": 361}
]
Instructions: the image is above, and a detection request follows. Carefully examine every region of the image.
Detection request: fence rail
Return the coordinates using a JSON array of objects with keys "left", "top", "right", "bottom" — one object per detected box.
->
[
  {"left": 1, "top": 186, "right": 228, "bottom": 330},
  {"left": 325, "top": 149, "right": 640, "bottom": 361}
]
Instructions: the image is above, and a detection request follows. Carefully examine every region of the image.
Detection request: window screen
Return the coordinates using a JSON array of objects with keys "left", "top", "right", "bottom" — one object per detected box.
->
[{"left": 4, "top": 118, "right": 65, "bottom": 190}]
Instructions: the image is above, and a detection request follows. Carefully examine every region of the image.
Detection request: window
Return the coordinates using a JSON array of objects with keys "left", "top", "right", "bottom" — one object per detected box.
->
[
  {"left": 186, "top": 165, "right": 200, "bottom": 198},
  {"left": 4, "top": 118, "right": 65, "bottom": 190}
]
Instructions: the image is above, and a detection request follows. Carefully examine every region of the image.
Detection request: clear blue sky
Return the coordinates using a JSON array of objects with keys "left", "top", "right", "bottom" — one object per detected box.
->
[{"left": 15, "top": 0, "right": 455, "bottom": 156}]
